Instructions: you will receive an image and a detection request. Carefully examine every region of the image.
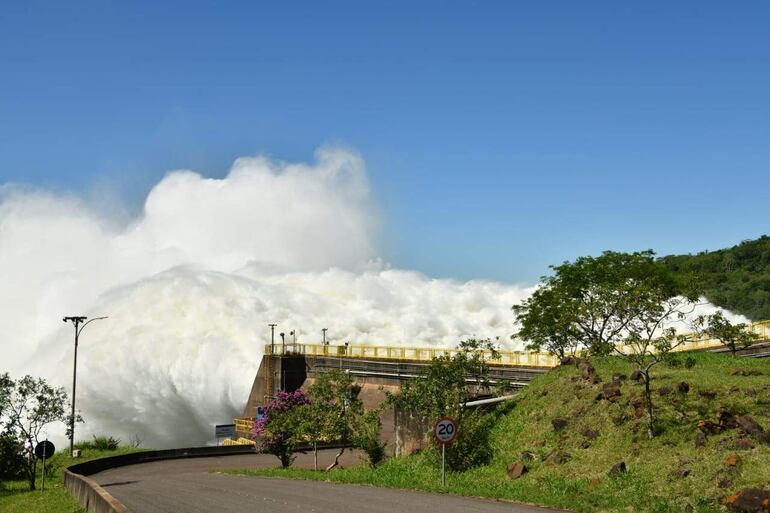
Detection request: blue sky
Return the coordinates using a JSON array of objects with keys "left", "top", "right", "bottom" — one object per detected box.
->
[{"left": 1, "top": 2, "right": 769, "bottom": 283}]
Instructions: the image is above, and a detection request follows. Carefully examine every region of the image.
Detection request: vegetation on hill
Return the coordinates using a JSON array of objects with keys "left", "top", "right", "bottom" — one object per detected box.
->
[
  {"left": 662, "top": 235, "right": 770, "bottom": 321},
  {"left": 228, "top": 352, "right": 770, "bottom": 513}
]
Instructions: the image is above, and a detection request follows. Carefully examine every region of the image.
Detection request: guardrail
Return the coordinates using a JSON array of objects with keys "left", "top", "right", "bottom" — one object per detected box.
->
[
  {"left": 265, "top": 343, "right": 559, "bottom": 368},
  {"left": 265, "top": 319, "right": 770, "bottom": 368}
]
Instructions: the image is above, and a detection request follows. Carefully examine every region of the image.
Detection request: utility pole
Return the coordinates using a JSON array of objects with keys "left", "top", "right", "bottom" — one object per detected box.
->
[
  {"left": 279, "top": 332, "right": 286, "bottom": 391},
  {"left": 268, "top": 324, "right": 277, "bottom": 353},
  {"left": 63, "top": 315, "right": 107, "bottom": 457},
  {"left": 322, "top": 328, "right": 327, "bottom": 345}
]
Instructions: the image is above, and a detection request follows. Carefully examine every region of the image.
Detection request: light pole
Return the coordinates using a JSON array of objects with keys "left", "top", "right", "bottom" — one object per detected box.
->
[
  {"left": 63, "top": 315, "right": 107, "bottom": 457},
  {"left": 268, "top": 324, "right": 277, "bottom": 353},
  {"left": 322, "top": 328, "right": 327, "bottom": 345}
]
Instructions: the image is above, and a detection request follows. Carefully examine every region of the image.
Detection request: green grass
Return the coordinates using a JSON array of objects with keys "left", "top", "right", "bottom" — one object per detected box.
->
[
  {"left": 225, "top": 352, "right": 770, "bottom": 513},
  {"left": 0, "top": 446, "right": 147, "bottom": 513}
]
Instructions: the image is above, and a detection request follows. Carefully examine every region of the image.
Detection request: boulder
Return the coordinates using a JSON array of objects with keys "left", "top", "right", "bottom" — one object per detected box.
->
[
  {"left": 695, "top": 432, "right": 707, "bottom": 448},
  {"left": 520, "top": 451, "right": 535, "bottom": 462},
  {"left": 698, "top": 419, "right": 721, "bottom": 435},
  {"left": 677, "top": 382, "right": 690, "bottom": 394},
  {"left": 630, "top": 370, "right": 644, "bottom": 382},
  {"left": 608, "top": 461, "right": 627, "bottom": 477},
  {"left": 723, "top": 488, "right": 770, "bottom": 513},
  {"left": 658, "top": 387, "right": 672, "bottom": 397},
  {"left": 547, "top": 451, "right": 570, "bottom": 465},
  {"left": 698, "top": 390, "right": 718, "bottom": 400},
  {"left": 506, "top": 461, "right": 527, "bottom": 479},
  {"left": 725, "top": 454, "right": 740, "bottom": 467},
  {"left": 552, "top": 417, "right": 568, "bottom": 431},
  {"left": 612, "top": 373, "right": 627, "bottom": 384},
  {"left": 719, "top": 407, "right": 738, "bottom": 429},
  {"left": 736, "top": 438, "right": 755, "bottom": 450},
  {"left": 735, "top": 415, "right": 769, "bottom": 443},
  {"left": 582, "top": 428, "right": 600, "bottom": 440},
  {"left": 602, "top": 383, "right": 622, "bottom": 402}
]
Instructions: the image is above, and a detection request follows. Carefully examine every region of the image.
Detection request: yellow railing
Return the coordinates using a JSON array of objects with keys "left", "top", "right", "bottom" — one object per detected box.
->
[
  {"left": 265, "top": 343, "right": 560, "bottom": 368},
  {"left": 263, "top": 319, "right": 770, "bottom": 368},
  {"left": 235, "top": 416, "right": 255, "bottom": 434},
  {"left": 223, "top": 437, "right": 256, "bottom": 446}
]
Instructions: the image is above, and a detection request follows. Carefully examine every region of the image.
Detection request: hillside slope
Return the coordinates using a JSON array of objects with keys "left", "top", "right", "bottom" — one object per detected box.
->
[
  {"left": 232, "top": 352, "right": 770, "bottom": 512},
  {"left": 662, "top": 236, "right": 770, "bottom": 321}
]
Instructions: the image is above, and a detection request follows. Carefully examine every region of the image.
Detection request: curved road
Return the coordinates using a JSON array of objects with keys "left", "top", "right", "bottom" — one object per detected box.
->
[{"left": 92, "top": 450, "right": 561, "bottom": 513}]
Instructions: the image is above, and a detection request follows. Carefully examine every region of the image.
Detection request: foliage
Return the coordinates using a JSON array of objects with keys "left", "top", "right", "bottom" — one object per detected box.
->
[
  {"left": 251, "top": 389, "right": 310, "bottom": 467},
  {"left": 0, "top": 432, "right": 26, "bottom": 482},
  {"left": 387, "top": 339, "right": 502, "bottom": 471},
  {"left": 230, "top": 353, "right": 770, "bottom": 513},
  {"left": 514, "top": 250, "right": 697, "bottom": 358},
  {"left": 351, "top": 409, "right": 386, "bottom": 468},
  {"left": 661, "top": 235, "right": 770, "bottom": 320},
  {"left": 694, "top": 311, "right": 760, "bottom": 357},
  {"left": 0, "top": 375, "right": 73, "bottom": 490},
  {"left": 75, "top": 435, "right": 120, "bottom": 451}
]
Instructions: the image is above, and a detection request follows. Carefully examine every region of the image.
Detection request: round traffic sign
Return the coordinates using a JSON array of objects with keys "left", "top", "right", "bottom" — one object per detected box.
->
[
  {"left": 35, "top": 440, "right": 55, "bottom": 459},
  {"left": 433, "top": 417, "right": 458, "bottom": 445}
]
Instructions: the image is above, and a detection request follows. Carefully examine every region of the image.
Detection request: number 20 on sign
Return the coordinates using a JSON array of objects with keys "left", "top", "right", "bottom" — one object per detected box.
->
[{"left": 433, "top": 417, "right": 457, "bottom": 486}]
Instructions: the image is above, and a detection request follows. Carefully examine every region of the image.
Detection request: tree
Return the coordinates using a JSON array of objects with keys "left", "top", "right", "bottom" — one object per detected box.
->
[
  {"left": 513, "top": 287, "right": 580, "bottom": 359},
  {"left": 1, "top": 375, "right": 73, "bottom": 490},
  {"left": 306, "top": 370, "right": 362, "bottom": 471},
  {"left": 697, "top": 311, "right": 760, "bottom": 357},
  {"left": 514, "top": 250, "right": 700, "bottom": 438},
  {"left": 350, "top": 409, "right": 385, "bottom": 468},
  {"left": 296, "top": 402, "right": 333, "bottom": 471},
  {"left": 251, "top": 389, "right": 310, "bottom": 467},
  {"left": 386, "top": 339, "right": 502, "bottom": 471}
]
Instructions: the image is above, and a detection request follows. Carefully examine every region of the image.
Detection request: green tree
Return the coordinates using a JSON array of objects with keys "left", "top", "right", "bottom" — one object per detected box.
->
[
  {"left": 514, "top": 250, "right": 700, "bottom": 438},
  {"left": 2, "top": 375, "right": 73, "bottom": 490},
  {"left": 697, "top": 311, "right": 760, "bottom": 357},
  {"left": 514, "top": 250, "right": 697, "bottom": 357},
  {"left": 386, "top": 339, "right": 501, "bottom": 471},
  {"left": 350, "top": 409, "right": 386, "bottom": 468}
]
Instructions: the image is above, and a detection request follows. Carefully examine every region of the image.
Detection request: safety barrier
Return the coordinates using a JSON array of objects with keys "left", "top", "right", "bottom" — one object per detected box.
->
[
  {"left": 223, "top": 437, "right": 256, "bottom": 446},
  {"left": 264, "top": 319, "right": 770, "bottom": 368}
]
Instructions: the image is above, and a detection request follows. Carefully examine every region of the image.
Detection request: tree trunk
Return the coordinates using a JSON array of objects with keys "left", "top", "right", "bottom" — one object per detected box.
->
[
  {"left": 325, "top": 446, "right": 345, "bottom": 471},
  {"left": 313, "top": 442, "right": 318, "bottom": 471},
  {"left": 643, "top": 372, "right": 655, "bottom": 439},
  {"left": 27, "top": 459, "right": 37, "bottom": 491}
]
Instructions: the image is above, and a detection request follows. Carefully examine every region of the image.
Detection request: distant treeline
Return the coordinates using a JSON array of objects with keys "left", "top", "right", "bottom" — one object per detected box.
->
[{"left": 661, "top": 235, "right": 770, "bottom": 321}]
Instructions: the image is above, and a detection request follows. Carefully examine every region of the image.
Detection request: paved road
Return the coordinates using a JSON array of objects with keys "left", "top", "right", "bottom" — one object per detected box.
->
[{"left": 91, "top": 450, "right": 560, "bottom": 513}]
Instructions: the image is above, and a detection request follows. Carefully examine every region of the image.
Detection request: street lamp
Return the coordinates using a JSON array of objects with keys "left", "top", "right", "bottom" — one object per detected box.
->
[{"left": 63, "top": 315, "right": 107, "bottom": 457}]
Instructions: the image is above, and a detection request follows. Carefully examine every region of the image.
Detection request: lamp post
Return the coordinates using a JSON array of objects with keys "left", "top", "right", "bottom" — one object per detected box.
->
[
  {"left": 63, "top": 315, "right": 107, "bottom": 457},
  {"left": 322, "top": 328, "right": 327, "bottom": 345},
  {"left": 268, "top": 324, "right": 277, "bottom": 353}
]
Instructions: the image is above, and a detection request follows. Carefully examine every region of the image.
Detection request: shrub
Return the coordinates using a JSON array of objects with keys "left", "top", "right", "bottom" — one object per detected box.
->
[
  {"left": 352, "top": 410, "right": 386, "bottom": 468},
  {"left": 75, "top": 435, "right": 121, "bottom": 451},
  {"left": 0, "top": 431, "right": 27, "bottom": 482}
]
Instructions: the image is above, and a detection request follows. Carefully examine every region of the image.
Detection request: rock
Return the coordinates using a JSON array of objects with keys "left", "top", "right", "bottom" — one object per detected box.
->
[
  {"left": 735, "top": 415, "right": 769, "bottom": 443},
  {"left": 698, "top": 419, "right": 722, "bottom": 435},
  {"left": 718, "top": 477, "right": 734, "bottom": 489},
  {"left": 602, "top": 383, "right": 622, "bottom": 402},
  {"left": 552, "top": 417, "right": 568, "bottom": 431},
  {"left": 580, "top": 440, "right": 592, "bottom": 449},
  {"left": 672, "top": 467, "right": 691, "bottom": 478},
  {"left": 736, "top": 438, "right": 755, "bottom": 450},
  {"left": 658, "top": 387, "right": 672, "bottom": 397},
  {"left": 698, "top": 390, "right": 718, "bottom": 400},
  {"left": 719, "top": 407, "right": 739, "bottom": 429},
  {"left": 560, "top": 356, "right": 579, "bottom": 366},
  {"left": 729, "top": 386, "right": 741, "bottom": 394},
  {"left": 630, "top": 370, "right": 644, "bottom": 382},
  {"left": 582, "top": 428, "right": 600, "bottom": 440},
  {"left": 579, "top": 360, "right": 596, "bottom": 381},
  {"left": 723, "top": 488, "right": 770, "bottom": 513},
  {"left": 547, "top": 451, "right": 570, "bottom": 465},
  {"left": 520, "top": 451, "right": 535, "bottom": 461},
  {"left": 725, "top": 454, "right": 740, "bottom": 467},
  {"left": 612, "top": 373, "right": 627, "bottom": 384},
  {"left": 506, "top": 461, "right": 527, "bottom": 479},
  {"left": 608, "top": 461, "right": 627, "bottom": 477},
  {"left": 678, "top": 382, "right": 690, "bottom": 394},
  {"left": 695, "top": 432, "right": 707, "bottom": 448}
]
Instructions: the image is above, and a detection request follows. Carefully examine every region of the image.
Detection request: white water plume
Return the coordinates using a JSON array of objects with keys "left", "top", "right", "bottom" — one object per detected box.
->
[{"left": 0, "top": 147, "right": 535, "bottom": 448}]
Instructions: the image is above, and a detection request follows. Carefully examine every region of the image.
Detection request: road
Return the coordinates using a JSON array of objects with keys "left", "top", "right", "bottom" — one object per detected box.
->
[{"left": 91, "top": 450, "right": 561, "bottom": 513}]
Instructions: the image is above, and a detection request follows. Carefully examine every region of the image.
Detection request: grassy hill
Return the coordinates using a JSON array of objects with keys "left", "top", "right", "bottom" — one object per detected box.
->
[
  {"left": 662, "top": 236, "right": 770, "bottom": 321},
  {"left": 232, "top": 352, "right": 770, "bottom": 513}
]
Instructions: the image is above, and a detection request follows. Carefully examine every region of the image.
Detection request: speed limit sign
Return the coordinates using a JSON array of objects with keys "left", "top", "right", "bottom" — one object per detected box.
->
[{"left": 433, "top": 417, "right": 458, "bottom": 445}]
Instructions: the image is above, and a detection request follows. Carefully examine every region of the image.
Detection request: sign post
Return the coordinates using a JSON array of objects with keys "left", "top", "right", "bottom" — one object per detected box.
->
[
  {"left": 433, "top": 417, "right": 457, "bottom": 487},
  {"left": 34, "top": 440, "right": 55, "bottom": 491}
]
